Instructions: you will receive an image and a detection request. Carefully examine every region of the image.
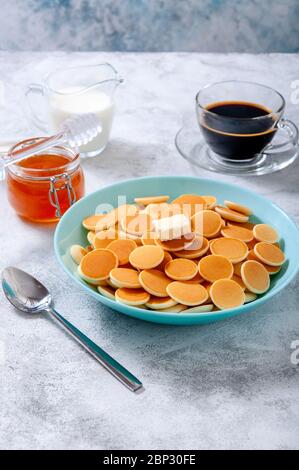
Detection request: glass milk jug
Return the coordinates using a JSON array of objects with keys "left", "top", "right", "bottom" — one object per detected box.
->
[{"left": 25, "top": 63, "right": 123, "bottom": 157}]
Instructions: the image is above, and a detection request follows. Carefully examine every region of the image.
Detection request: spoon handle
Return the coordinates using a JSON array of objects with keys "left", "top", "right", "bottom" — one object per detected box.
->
[{"left": 47, "top": 307, "right": 143, "bottom": 393}]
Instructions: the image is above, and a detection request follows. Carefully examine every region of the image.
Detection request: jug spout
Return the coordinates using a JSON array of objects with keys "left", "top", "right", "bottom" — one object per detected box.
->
[
  {"left": 116, "top": 76, "right": 124, "bottom": 86},
  {"left": 111, "top": 75, "right": 124, "bottom": 91},
  {"left": 94, "top": 63, "right": 123, "bottom": 96},
  {"left": 99, "top": 76, "right": 123, "bottom": 97},
  {"left": 106, "top": 65, "right": 124, "bottom": 93}
]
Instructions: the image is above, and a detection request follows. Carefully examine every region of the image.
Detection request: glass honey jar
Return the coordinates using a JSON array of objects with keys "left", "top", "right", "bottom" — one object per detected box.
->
[{"left": 6, "top": 138, "right": 85, "bottom": 223}]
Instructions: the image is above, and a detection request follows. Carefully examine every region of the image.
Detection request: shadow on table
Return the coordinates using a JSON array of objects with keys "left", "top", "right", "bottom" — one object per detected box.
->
[
  {"left": 86, "top": 285, "right": 298, "bottom": 397},
  {"left": 80, "top": 138, "right": 183, "bottom": 180}
]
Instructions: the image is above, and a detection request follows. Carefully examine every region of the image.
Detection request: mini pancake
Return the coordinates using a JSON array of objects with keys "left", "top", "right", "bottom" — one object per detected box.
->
[
  {"left": 134, "top": 195, "right": 169, "bottom": 206},
  {"left": 155, "top": 233, "right": 195, "bottom": 252},
  {"left": 244, "top": 292, "right": 258, "bottom": 303},
  {"left": 183, "top": 304, "right": 214, "bottom": 313},
  {"left": 141, "top": 231, "right": 156, "bottom": 245},
  {"left": 156, "top": 251, "right": 173, "bottom": 271},
  {"left": 174, "top": 237, "right": 209, "bottom": 259},
  {"left": 241, "top": 260, "right": 270, "bottom": 294},
  {"left": 145, "top": 203, "right": 181, "bottom": 219},
  {"left": 121, "top": 213, "right": 153, "bottom": 236},
  {"left": 221, "top": 225, "right": 253, "bottom": 243},
  {"left": 129, "top": 245, "right": 164, "bottom": 269},
  {"left": 93, "top": 228, "right": 118, "bottom": 249},
  {"left": 224, "top": 200, "right": 252, "bottom": 216},
  {"left": 172, "top": 194, "right": 206, "bottom": 207},
  {"left": 115, "top": 288, "right": 150, "bottom": 306},
  {"left": 210, "top": 279, "right": 245, "bottom": 310},
  {"left": 161, "top": 304, "right": 187, "bottom": 313},
  {"left": 145, "top": 295, "right": 177, "bottom": 310},
  {"left": 231, "top": 274, "right": 246, "bottom": 291},
  {"left": 83, "top": 214, "right": 107, "bottom": 231},
  {"left": 254, "top": 242, "right": 285, "bottom": 266},
  {"left": 180, "top": 236, "right": 206, "bottom": 252},
  {"left": 118, "top": 229, "right": 142, "bottom": 243},
  {"left": 215, "top": 206, "right": 249, "bottom": 223},
  {"left": 198, "top": 255, "right": 233, "bottom": 282},
  {"left": 121, "top": 235, "right": 143, "bottom": 248},
  {"left": 94, "top": 210, "right": 118, "bottom": 232},
  {"left": 116, "top": 204, "right": 139, "bottom": 219},
  {"left": 95, "top": 205, "right": 137, "bottom": 232},
  {"left": 139, "top": 269, "right": 171, "bottom": 297},
  {"left": 166, "top": 281, "right": 208, "bottom": 306},
  {"left": 191, "top": 210, "right": 222, "bottom": 238},
  {"left": 70, "top": 244, "right": 87, "bottom": 264},
  {"left": 107, "top": 277, "right": 119, "bottom": 289},
  {"left": 97, "top": 285, "right": 116, "bottom": 300},
  {"left": 109, "top": 268, "right": 141, "bottom": 288},
  {"left": 78, "top": 249, "right": 118, "bottom": 283},
  {"left": 87, "top": 231, "right": 96, "bottom": 247},
  {"left": 233, "top": 262, "right": 243, "bottom": 277},
  {"left": 201, "top": 195, "right": 217, "bottom": 209},
  {"left": 165, "top": 258, "right": 198, "bottom": 281},
  {"left": 253, "top": 224, "right": 279, "bottom": 243},
  {"left": 227, "top": 221, "right": 255, "bottom": 230},
  {"left": 247, "top": 249, "right": 281, "bottom": 275},
  {"left": 171, "top": 194, "right": 207, "bottom": 217},
  {"left": 107, "top": 239, "right": 137, "bottom": 265},
  {"left": 210, "top": 237, "right": 248, "bottom": 263}
]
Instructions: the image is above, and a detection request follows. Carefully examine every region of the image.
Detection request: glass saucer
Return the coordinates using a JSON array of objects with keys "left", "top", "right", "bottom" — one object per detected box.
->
[{"left": 175, "top": 123, "right": 299, "bottom": 176}]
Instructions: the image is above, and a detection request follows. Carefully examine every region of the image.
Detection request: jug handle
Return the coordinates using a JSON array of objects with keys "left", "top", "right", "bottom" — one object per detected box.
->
[{"left": 25, "top": 83, "right": 49, "bottom": 133}]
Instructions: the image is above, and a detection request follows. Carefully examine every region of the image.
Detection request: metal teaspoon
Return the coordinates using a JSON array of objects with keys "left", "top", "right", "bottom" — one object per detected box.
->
[{"left": 2, "top": 266, "right": 143, "bottom": 393}]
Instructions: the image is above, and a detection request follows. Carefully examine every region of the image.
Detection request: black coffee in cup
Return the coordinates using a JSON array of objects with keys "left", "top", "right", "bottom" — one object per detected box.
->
[{"left": 199, "top": 101, "right": 277, "bottom": 161}]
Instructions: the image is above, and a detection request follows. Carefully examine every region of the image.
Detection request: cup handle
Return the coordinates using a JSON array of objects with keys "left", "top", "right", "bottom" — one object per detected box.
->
[
  {"left": 265, "top": 118, "right": 299, "bottom": 154},
  {"left": 25, "top": 83, "right": 49, "bottom": 133}
]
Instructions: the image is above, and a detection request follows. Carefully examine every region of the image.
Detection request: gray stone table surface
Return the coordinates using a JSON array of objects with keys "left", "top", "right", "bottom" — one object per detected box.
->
[{"left": 0, "top": 52, "right": 298, "bottom": 450}]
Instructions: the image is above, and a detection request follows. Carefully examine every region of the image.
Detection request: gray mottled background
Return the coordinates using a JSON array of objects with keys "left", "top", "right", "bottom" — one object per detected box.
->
[{"left": 0, "top": 0, "right": 298, "bottom": 52}]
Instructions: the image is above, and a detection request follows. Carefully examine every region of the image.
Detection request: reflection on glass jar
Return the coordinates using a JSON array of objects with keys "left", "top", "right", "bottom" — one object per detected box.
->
[{"left": 6, "top": 138, "right": 85, "bottom": 223}]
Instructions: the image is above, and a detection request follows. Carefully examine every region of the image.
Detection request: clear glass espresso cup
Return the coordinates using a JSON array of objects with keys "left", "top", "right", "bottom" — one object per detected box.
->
[{"left": 196, "top": 80, "right": 298, "bottom": 162}]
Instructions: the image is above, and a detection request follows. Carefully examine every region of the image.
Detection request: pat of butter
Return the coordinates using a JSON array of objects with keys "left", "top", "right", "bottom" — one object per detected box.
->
[{"left": 153, "top": 214, "right": 191, "bottom": 241}]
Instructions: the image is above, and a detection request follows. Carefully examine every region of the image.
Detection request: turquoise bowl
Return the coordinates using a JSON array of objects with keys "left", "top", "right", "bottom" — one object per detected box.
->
[{"left": 54, "top": 176, "right": 299, "bottom": 325}]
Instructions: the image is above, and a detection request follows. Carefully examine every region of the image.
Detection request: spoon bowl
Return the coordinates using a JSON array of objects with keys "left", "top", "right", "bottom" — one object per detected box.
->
[{"left": 2, "top": 266, "right": 51, "bottom": 313}]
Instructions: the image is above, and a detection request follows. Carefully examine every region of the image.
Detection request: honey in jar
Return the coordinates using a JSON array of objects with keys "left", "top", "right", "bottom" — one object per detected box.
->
[{"left": 6, "top": 138, "right": 85, "bottom": 223}]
